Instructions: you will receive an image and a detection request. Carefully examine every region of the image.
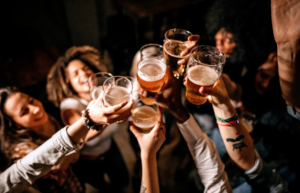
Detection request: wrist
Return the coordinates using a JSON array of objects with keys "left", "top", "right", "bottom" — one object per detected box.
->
[
  {"left": 141, "top": 152, "right": 157, "bottom": 161},
  {"left": 213, "top": 101, "right": 236, "bottom": 119},
  {"left": 170, "top": 105, "right": 189, "bottom": 123}
]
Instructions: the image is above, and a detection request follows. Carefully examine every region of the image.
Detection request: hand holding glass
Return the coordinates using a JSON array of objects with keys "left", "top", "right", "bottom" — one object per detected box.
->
[
  {"left": 186, "top": 45, "right": 225, "bottom": 105},
  {"left": 131, "top": 99, "right": 159, "bottom": 133}
]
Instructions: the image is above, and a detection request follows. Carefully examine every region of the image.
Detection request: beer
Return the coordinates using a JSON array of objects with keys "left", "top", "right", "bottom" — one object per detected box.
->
[
  {"left": 163, "top": 40, "right": 188, "bottom": 79},
  {"left": 131, "top": 106, "right": 158, "bottom": 133},
  {"left": 137, "top": 59, "right": 166, "bottom": 93},
  {"left": 186, "top": 65, "right": 219, "bottom": 105},
  {"left": 103, "top": 86, "right": 132, "bottom": 112}
]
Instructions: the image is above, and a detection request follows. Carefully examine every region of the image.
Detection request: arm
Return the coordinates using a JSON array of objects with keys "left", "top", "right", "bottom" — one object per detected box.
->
[
  {"left": 0, "top": 97, "right": 132, "bottom": 192},
  {"left": 271, "top": 0, "right": 300, "bottom": 112},
  {"left": 63, "top": 109, "right": 104, "bottom": 141},
  {"left": 140, "top": 67, "right": 231, "bottom": 192},
  {"left": 130, "top": 112, "right": 165, "bottom": 193},
  {"left": 199, "top": 77, "right": 289, "bottom": 192}
]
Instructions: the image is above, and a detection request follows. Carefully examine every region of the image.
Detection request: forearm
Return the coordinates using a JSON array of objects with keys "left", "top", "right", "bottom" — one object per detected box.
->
[
  {"left": 213, "top": 103, "right": 255, "bottom": 170},
  {"left": 177, "top": 113, "right": 231, "bottom": 192},
  {"left": 140, "top": 154, "right": 159, "bottom": 193},
  {"left": 66, "top": 117, "right": 89, "bottom": 143},
  {"left": 84, "top": 129, "right": 103, "bottom": 141},
  {"left": 0, "top": 127, "right": 77, "bottom": 192},
  {"left": 277, "top": 40, "right": 300, "bottom": 110}
]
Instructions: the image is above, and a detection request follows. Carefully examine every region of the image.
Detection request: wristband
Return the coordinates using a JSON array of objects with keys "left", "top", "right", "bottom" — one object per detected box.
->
[
  {"left": 215, "top": 112, "right": 239, "bottom": 126},
  {"left": 81, "top": 109, "right": 105, "bottom": 131}
]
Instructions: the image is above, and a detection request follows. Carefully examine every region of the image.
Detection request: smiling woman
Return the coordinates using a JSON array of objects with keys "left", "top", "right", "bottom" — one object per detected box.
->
[{"left": 0, "top": 87, "right": 83, "bottom": 192}]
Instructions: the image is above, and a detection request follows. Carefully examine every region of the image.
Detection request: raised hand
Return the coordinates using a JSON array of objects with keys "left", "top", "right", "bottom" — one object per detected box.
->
[
  {"left": 130, "top": 112, "right": 166, "bottom": 157},
  {"left": 88, "top": 92, "right": 133, "bottom": 125}
]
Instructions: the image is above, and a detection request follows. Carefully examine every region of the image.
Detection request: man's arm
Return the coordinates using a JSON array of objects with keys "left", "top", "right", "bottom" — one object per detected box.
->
[{"left": 271, "top": 0, "right": 300, "bottom": 112}]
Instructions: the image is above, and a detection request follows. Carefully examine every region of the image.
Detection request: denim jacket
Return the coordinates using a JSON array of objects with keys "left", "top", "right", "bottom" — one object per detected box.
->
[{"left": 0, "top": 127, "right": 78, "bottom": 193}]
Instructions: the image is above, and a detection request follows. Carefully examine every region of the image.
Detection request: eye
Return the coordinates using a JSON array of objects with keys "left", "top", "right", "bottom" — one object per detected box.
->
[
  {"left": 21, "top": 108, "right": 29, "bottom": 116},
  {"left": 226, "top": 38, "right": 233, "bottom": 43},
  {"left": 29, "top": 98, "right": 34, "bottom": 104}
]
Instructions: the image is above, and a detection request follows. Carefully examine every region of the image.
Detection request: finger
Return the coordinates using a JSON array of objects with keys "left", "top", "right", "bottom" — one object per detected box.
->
[
  {"left": 199, "top": 80, "right": 220, "bottom": 96},
  {"left": 151, "top": 111, "right": 163, "bottom": 134},
  {"left": 181, "top": 35, "right": 200, "bottom": 56},
  {"left": 188, "top": 34, "right": 200, "bottom": 43},
  {"left": 129, "top": 124, "right": 142, "bottom": 138},
  {"left": 178, "top": 58, "right": 187, "bottom": 65},
  {"left": 95, "top": 89, "right": 104, "bottom": 104},
  {"left": 103, "top": 101, "right": 128, "bottom": 114}
]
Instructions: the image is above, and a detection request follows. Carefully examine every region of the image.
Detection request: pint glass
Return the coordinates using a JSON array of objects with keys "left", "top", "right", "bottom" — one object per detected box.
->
[
  {"left": 137, "top": 58, "right": 166, "bottom": 93},
  {"left": 102, "top": 76, "right": 132, "bottom": 115},
  {"left": 131, "top": 99, "right": 159, "bottom": 133},
  {"left": 163, "top": 28, "right": 192, "bottom": 79},
  {"left": 186, "top": 45, "right": 225, "bottom": 105},
  {"left": 88, "top": 72, "right": 113, "bottom": 100}
]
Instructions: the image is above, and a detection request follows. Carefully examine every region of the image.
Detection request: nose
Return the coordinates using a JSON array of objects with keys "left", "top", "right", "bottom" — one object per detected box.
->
[
  {"left": 215, "top": 39, "right": 224, "bottom": 50},
  {"left": 31, "top": 105, "right": 41, "bottom": 115}
]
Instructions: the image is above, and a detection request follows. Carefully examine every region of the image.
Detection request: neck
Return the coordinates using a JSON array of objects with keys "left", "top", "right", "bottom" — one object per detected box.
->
[
  {"left": 77, "top": 92, "right": 92, "bottom": 102},
  {"left": 31, "top": 119, "right": 56, "bottom": 139}
]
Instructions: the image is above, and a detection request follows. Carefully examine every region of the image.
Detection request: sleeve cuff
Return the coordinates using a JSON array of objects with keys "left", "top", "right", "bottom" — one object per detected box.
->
[
  {"left": 177, "top": 114, "right": 205, "bottom": 145},
  {"left": 51, "top": 127, "right": 83, "bottom": 155},
  {"left": 244, "top": 150, "right": 263, "bottom": 179}
]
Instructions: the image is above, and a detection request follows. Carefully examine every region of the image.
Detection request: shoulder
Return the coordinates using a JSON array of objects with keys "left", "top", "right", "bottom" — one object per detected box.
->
[{"left": 60, "top": 97, "right": 86, "bottom": 111}]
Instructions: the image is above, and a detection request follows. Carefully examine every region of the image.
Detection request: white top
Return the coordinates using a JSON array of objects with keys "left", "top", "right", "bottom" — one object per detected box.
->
[
  {"left": 0, "top": 127, "right": 78, "bottom": 193},
  {"left": 177, "top": 114, "right": 232, "bottom": 193},
  {"left": 60, "top": 97, "right": 118, "bottom": 157}
]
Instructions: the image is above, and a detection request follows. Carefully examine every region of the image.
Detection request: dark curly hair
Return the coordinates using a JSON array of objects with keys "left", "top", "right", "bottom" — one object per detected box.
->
[
  {"left": 205, "top": 0, "right": 276, "bottom": 67},
  {"left": 0, "top": 87, "right": 44, "bottom": 162},
  {"left": 47, "top": 46, "right": 108, "bottom": 107}
]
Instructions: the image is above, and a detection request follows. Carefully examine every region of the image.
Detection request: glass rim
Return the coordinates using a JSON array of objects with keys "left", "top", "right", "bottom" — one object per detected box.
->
[
  {"left": 102, "top": 76, "right": 133, "bottom": 99},
  {"left": 164, "top": 28, "right": 193, "bottom": 41},
  {"left": 190, "top": 45, "right": 225, "bottom": 67},
  {"left": 139, "top": 43, "right": 163, "bottom": 61},
  {"left": 88, "top": 72, "right": 113, "bottom": 87},
  {"left": 131, "top": 99, "right": 159, "bottom": 120}
]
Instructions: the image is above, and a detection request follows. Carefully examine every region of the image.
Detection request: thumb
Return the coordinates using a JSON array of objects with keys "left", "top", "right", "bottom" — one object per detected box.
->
[
  {"left": 129, "top": 123, "right": 141, "bottom": 138},
  {"left": 199, "top": 79, "right": 220, "bottom": 96}
]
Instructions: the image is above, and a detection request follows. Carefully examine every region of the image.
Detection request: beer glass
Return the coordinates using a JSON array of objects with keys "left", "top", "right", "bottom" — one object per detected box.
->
[
  {"left": 88, "top": 72, "right": 113, "bottom": 100},
  {"left": 103, "top": 76, "right": 133, "bottom": 114},
  {"left": 131, "top": 99, "right": 159, "bottom": 133},
  {"left": 125, "top": 76, "right": 140, "bottom": 102},
  {"left": 137, "top": 58, "right": 167, "bottom": 93},
  {"left": 163, "top": 28, "right": 193, "bottom": 79},
  {"left": 186, "top": 45, "right": 225, "bottom": 105},
  {"left": 140, "top": 44, "right": 164, "bottom": 60}
]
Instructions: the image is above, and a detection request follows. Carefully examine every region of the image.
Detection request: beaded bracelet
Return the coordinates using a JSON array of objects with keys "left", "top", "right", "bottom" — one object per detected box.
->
[
  {"left": 81, "top": 109, "right": 104, "bottom": 131},
  {"left": 215, "top": 112, "right": 239, "bottom": 126}
]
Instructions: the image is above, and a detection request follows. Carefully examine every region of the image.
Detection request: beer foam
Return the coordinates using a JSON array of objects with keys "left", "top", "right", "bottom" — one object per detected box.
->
[
  {"left": 138, "top": 60, "right": 166, "bottom": 82},
  {"left": 188, "top": 65, "right": 219, "bottom": 86},
  {"left": 132, "top": 106, "right": 157, "bottom": 129}
]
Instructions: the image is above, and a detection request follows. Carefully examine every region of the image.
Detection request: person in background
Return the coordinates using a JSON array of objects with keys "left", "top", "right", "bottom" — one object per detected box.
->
[
  {"left": 47, "top": 45, "right": 129, "bottom": 192},
  {"left": 0, "top": 87, "right": 81, "bottom": 192},
  {"left": 0, "top": 89, "right": 132, "bottom": 193}
]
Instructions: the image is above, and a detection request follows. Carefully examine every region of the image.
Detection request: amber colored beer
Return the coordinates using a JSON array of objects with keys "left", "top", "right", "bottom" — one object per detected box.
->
[
  {"left": 186, "top": 65, "right": 219, "bottom": 105},
  {"left": 163, "top": 40, "right": 188, "bottom": 79},
  {"left": 137, "top": 59, "right": 166, "bottom": 93},
  {"left": 131, "top": 106, "right": 158, "bottom": 133}
]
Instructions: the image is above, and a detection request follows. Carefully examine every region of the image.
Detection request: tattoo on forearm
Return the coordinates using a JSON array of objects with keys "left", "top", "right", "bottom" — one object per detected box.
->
[
  {"left": 226, "top": 135, "right": 244, "bottom": 142},
  {"left": 140, "top": 186, "right": 147, "bottom": 193},
  {"left": 232, "top": 142, "right": 248, "bottom": 151}
]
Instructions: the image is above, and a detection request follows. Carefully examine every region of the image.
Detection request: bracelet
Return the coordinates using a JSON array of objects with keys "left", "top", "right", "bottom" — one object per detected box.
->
[
  {"left": 81, "top": 109, "right": 104, "bottom": 131},
  {"left": 215, "top": 112, "right": 239, "bottom": 126}
]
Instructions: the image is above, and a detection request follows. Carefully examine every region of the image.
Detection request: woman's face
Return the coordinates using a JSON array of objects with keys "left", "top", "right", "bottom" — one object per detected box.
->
[
  {"left": 255, "top": 52, "right": 278, "bottom": 94},
  {"left": 215, "top": 28, "right": 237, "bottom": 58},
  {"left": 66, "top": 59, "right": 94, "bottom": 94},
  {"left": 3, "top": 92, "right": 48, "bottom": 129}
]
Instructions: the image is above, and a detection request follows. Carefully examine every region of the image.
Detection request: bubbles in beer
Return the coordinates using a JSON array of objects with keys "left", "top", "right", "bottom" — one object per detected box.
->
[
  {"left": 103, "top": 86, "right": 132, "bottom": 107},
  {"left": 131, "top": 106, "right": 158, "bottom": 133},
  {"left": 164, "top": 40, "right": 188, "bottom": 57}
]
